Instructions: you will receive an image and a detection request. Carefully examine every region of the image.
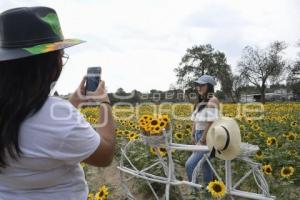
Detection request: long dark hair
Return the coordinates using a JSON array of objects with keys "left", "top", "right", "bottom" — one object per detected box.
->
[
  {"left": 195, "top": 83, "right": 215, "bottom": 112},
  {"left": 0, "top": 50, "right": 63, "bottom": 170}
]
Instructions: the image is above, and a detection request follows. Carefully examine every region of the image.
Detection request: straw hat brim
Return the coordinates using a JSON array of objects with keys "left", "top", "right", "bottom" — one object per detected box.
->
[{"left": 206, "top": 117, "right": 241, "bottom": 160}]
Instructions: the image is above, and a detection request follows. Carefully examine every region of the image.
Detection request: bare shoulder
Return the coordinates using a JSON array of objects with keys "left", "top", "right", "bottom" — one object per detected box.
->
[{"left": 208, "top": 96, "right": 220, "bottom": 108}]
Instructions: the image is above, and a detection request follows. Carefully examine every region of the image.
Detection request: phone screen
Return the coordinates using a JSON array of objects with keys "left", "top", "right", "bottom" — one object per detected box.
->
[{"left": 86, "top": 66, "right": 102, "bottom": 92}]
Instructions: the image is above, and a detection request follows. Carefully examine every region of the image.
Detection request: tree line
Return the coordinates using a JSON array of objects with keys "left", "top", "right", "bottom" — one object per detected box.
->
[{"left": 57, "top": 40, "right": 300, "bottom": 104}]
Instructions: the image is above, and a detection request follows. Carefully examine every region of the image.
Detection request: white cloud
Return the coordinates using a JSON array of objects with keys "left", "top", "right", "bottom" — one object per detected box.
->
[{"left": 1, "top": 0, "right": 299, "bottom": 94}]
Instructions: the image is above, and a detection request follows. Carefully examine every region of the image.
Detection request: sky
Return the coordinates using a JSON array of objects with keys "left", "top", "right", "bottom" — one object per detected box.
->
[{"left": 1, "top": 0, "right": 299, "bottom": 95}]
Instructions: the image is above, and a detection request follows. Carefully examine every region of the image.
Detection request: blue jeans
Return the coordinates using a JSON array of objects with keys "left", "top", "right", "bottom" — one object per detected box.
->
[{"left": 185, "top": 130, "right": 213, "bottom": 184}]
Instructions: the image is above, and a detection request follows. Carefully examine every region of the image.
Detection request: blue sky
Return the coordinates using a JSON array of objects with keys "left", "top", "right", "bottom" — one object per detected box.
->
[{"left": 1, "top": 0, "right": 299, "bottom": 95}]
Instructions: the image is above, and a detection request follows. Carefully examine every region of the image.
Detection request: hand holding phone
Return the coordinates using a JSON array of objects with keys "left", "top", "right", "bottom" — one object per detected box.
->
[
  {"left": 86, "top": 66, "right": 102, "bottom": 93},
  {"left": 69, "top": 66, "right": 110, "bottom": 108}
]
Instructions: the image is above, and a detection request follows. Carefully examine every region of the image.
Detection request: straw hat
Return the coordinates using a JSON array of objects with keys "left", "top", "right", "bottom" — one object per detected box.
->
[{"left": 206, "top": 117, "right": 241, "bottom": 160}]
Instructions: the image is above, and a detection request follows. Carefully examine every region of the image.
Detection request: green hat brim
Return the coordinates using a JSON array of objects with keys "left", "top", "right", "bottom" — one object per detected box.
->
[{"left": 0, "top": 39, "right": 85, "bottom": 62}]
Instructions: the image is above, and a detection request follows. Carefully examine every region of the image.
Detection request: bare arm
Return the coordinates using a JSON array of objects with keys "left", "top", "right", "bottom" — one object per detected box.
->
[
  {"left": 191, "top": 122, "right": 196, "bottom": 144},
  {"left": 83, "top": 103, "right": 116, "bottom": 167},
  {"left": 69, "top": 78, "right": 116, "bottom": 167},
  {"left": 198, "top": 97, "right": 220, "bottom": 145},
  {"left": 198, "top": 121, "right": 213, "bottom": 145}
]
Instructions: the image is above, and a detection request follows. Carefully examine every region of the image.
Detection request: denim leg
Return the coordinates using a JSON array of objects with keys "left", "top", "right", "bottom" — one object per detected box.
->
[
  {"left": 185, "top": 151, "right": 203, "bottom": 182},
  {"left": 202, "top": 158, "right": 214, "bottom": 184},
  {"left": 186, "top": 151, "right": 214, "bottom": 184},
  {"left": 194, "top": 130, "right": 202, "bottom": 142},
  {"left": 186, "top": 130, "right": 214, "bottom": 184}
]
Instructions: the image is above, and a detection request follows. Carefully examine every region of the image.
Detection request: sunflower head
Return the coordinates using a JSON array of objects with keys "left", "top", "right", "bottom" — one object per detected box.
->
[
  {"left": 150, "top": 119, "right": 159, "bottom": 126},
  {"left": 95, "top": 185, "right": 109, "bottom": 200},
  {"left": 174, "top": 132, "right": 184, "bottom": 141},
  {"left": 158, "top": 147, "right": 167, "bottom": 157},
  {"left": 287, "top": 132, "right": 297, "bottom": 141},
  {"left": 262, "top": 164, "right": 272, "bottom": 176},
  {"left": 259, "top": 131, "right": 267, "bottom": 137},
  {"left": 128, "top": 132, "right": 139, "bottom": 141},
  {"left": 290, "top": 121, "right": 297, "bottom": 128},
  {"left": 149, "top": 147, "right": 167, "bottom": 157},
  {"left": 266, "top": 137, "right": 277, "bottom": 146},
  {"left": 280, "top": 166, "right": 295, "bottom": 178},
  {"left": 207, "top": 180, "right": 226, "bottom": 199},
  {"left": 288, "top": 149, "right": 298, "bottom": 156},
  {"left": 239, "top": 124, "right": 245, "bottom": 131},
  {"left": 255, "top": 150, "right": 263, "bottom": 159},
  {"left": 88, "top": 193, "right": 94, "bottom": 200}
]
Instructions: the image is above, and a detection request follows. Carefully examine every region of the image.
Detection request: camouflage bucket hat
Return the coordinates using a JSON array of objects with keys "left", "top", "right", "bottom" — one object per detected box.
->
[{"left": 0, "top": 7, "right": 85, "bottom": 61}]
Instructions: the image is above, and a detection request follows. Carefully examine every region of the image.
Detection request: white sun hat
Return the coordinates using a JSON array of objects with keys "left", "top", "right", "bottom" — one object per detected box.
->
[{"left": 206, "top": 117, "right": 241, "bottom": 160}]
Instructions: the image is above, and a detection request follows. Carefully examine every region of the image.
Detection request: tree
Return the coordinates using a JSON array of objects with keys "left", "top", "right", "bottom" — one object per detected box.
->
[
  {"left": 288, "top": 62, "right": 300, "bottom": 97},
  {"left": 231, "top": 75, "right": 247, "bottom": 102},
  {"left": 238, "top": 41, "right": 287, "bottom": 103},
  {"left": 131, "top": 90, "right": 142, "bottom": 103},
  {"left": 287, "top": 41, "right": 300, "bottom": 97},
  {"left": 174, "top": 44, "right": 233, "bottom": 100},
  {"left": 116, "top": 88, "right": 126, "bottom": 95}
]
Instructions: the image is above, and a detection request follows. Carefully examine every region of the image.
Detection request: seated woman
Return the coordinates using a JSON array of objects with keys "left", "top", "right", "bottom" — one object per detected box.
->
[
  {"left": 185, "top": 75, "right": 220, "bottom": 185},
  {"left": 0, "top": 7, "right": 115, "bottom": 200}
]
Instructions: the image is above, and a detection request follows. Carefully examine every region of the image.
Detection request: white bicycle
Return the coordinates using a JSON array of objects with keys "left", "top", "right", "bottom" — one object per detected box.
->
[{"left": 118, "top": 127, "right": 276, "bottom": 200}]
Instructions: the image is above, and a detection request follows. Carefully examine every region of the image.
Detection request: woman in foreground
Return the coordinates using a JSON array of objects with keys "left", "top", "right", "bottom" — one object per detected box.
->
[{"left": 0, "top": 7, "right": 115, "bottom": 200}]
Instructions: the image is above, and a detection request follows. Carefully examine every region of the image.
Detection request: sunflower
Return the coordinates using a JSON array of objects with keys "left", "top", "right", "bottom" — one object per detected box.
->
[
  {"left": 158, "top": 147, "right": 167, "bottom": 157},
  {"left": 123, "top": 130, "right": 130, "bottom": 136},
  {"left": 246, "top": 118, "right": 253, "bottom": 124},
  {"left": 175, "top": 123, "right": 183, "bottom": 129},
  {"left": 128, "top": 132, "right": 139, "bottom": 141},
  {"left": 144, "top": 125, "right": 152, "bottom": 132},
  {"left": 243, "top": 132, "right": 251, "bottom": 140},
  {"left": 259, "top": 131, "right": 267, "bottom": 137},
  {"left": 251, "top": 124, "right": 260, "bottom": 131},
  {"left": 255, "top": 150, "right": 263, "bottom": 159},
  {"left": 266, "top": 137, "right": 277, "bottom": 146},
  {"left": 150, "top": 126, "right": 163, "bottom": 135},
  {"left": 288, "top": 149, "right": 298, "bottom": 156},
  {"left": 138, "top": 118, "right": 145, "bottom": 125},
  {"left": 158, "top": 120, "right": 167, "bottom": 129},
  {"left": 150, "top": 119, "right": 159, "bottom": 127},
  {"left": 116, "top": 129, "right": 124, "bottom": 137},
  {"left": 149, "top": 147, "right": 167, "bottom": 157},
  {"left": 95, "top": 185, "right": 109, "bottom": 200},
  {"left": 280, "top": 166, "right": 295, "bottom": 178},
  {"left": 161, "top": 114, "right": 170, "bottom": 123},
  {"left": 185, "top": 124, "right": 192, "bottom": 129},
  {"left": 286, "top": 132, "right": 297, "bottom": 141},
  {"left": 88, "top": 193, "right": 94, "bottom": 200},
  {"left": 262, "top": 164, "right": 272, "bottom": 176},
  {"left": 283, "top": 132, "right": 289, "bottom": 137},
  {"left": 290, "top": 121, "right": 297, "bottom": 128},
  {"left": 149, "top": 147, "right": 156, "bottom": 156},
  {"left": 174, "top": 132, "right": 184, "bottom": 141},
  {"left": 207, "top": 180, "right": 226, "bottom": 198},
  {"left": 138, "top": 115, "right": 152, "bottom": 128},
  {"left": 239, "top": 124, "right": 245, "bottom": 131}
]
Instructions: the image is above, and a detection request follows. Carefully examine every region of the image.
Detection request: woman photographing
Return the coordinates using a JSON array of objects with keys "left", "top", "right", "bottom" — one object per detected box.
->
[{"left": 0, "top": 7, "right": 115, "bottom": 200}]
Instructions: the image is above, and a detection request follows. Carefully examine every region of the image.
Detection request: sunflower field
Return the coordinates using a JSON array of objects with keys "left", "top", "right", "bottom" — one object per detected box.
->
[{"left": 80, "top": 102, "right": 300, "bottom": 200}]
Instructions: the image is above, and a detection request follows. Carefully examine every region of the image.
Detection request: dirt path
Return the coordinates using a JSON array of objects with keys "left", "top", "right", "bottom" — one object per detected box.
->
[{"left": 86, "top": 159, "right": 124, "bottom": 199}]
